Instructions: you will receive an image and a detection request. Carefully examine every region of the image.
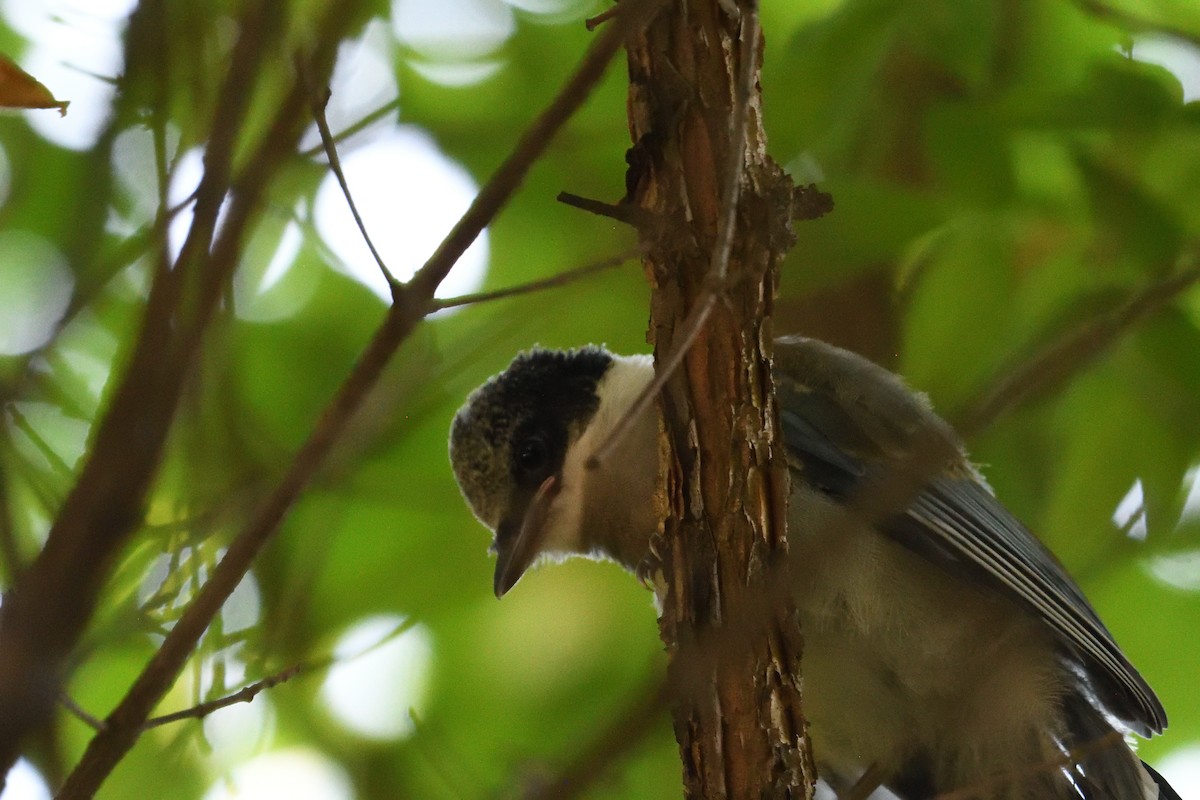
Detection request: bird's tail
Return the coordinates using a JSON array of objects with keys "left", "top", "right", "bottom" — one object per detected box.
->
[
  {"left": 1141, "top": 760, "right": 1183, "bottom": 800},
  {"left": 1061, "top": 696, "right": 1179, "bottom": 800}
]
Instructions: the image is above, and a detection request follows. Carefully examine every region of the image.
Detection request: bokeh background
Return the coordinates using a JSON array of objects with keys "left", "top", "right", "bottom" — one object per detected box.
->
[{"left": 0, "top": 0, "right": 1197, "bottom": 797}]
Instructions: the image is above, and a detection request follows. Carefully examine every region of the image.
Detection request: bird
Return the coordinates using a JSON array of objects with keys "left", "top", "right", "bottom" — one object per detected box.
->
[{"left": 448, "top": 336, "right": 1180, "bottom": 800}]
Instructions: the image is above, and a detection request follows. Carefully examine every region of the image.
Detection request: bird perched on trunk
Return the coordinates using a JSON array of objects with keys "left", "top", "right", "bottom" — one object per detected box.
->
[{"left": 448, "top": 336, "right": 1179, "bottom": 800}]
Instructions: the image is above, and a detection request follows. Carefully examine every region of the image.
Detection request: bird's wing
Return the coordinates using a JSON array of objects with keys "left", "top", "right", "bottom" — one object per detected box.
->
[{"left": 773, "top": 337, "right": 1167, "bottom": 736}]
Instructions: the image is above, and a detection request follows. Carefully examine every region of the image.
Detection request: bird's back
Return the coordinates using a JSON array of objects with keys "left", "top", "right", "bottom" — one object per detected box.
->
[{"left": 774, "top": 336, "right": 1168, "bottom": 798}]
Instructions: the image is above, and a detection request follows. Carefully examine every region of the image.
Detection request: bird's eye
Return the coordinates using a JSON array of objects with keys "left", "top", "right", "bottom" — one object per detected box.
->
[{"left": 515, "top": 436, "right": 549, "bottom": 478}]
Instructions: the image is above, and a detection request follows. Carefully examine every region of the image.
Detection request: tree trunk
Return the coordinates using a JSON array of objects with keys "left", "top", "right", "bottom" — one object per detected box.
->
[{"left": 624, "top": 1, "right": 815, "bottom": 796}]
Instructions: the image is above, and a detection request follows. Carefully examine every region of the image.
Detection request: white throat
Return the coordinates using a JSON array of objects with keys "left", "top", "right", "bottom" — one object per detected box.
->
[{"left": 539, "top": 353, "right": 655, "bottom": 558}]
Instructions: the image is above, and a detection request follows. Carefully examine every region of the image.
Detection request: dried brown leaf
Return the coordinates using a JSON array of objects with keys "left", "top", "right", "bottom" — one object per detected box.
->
[{"left": 0, "top": 54, "right": 68, "bottom": 115}]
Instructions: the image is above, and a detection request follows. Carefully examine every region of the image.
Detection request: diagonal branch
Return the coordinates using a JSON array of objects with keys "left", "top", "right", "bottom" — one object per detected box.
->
[
  {"left": 957, "top": 261, "right": 1200, "bottom": 437},
  {"left": 0, "top": 0, "right": 287, "bottom": 782},
  {"left": 298, "top": 97, "right": 401, "bottom": 159},
  {"left": 141, "top": 663, "right": 304, "bottom": 730},
  {"left": 56, "top": 1, "right": 663, "bottom": 796},
  {"left": 512, "top": 675, "right": 670, "bottom": 800},
  {"left": 1071, "top": 0, "right": 1200, "bottom": 48},
  {"left": 303, "top": 66, "right": 398, "bottom": 288},
  {"left": 406, "top": 0, "right": 666, "bottom": 301},
  {"left": 587, "top": 291, "right": 717, "bottom": 469},
  {"left": 932, "top": 731, "right": 1126, "bottom": 800},
  {"left": 430, "top": 247, "right": 642, "bottom": 311}
]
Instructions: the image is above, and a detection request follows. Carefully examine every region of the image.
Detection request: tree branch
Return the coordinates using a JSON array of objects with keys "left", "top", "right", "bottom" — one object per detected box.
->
[
  {"left": 1071, "top": 0, "right": 1200, "bottom": 48},
  {"left": 141, "top": 663, "right": 303, "bottom": 730},
  {"left": 0, "top": 0, "right": 287, "bottom": 781},
  {"left": 406, "top": 0, "right": 666, "bottom": 301},
  {"left": 957, "top": 261, "right": 1200, "bottom": 438},
  {"left": 430, "top": 247, "right": 642, "bottom": 311},
  {"left": 514, "top": 676, "right": 670, "bottom": 800},
  {"left": 303, "top": 68, "right": 398, "bottom": 288},
  {"left": 298, "top": 97, "right": 401, "bottom": 159},
  {"left": 56, "top": 2, "right": 661, "bottom": 795}
]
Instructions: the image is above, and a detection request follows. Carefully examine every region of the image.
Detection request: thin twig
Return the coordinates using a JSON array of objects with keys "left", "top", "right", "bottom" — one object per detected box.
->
[
  {"left": 150, "top": 0, "right": 172, "bottom": 264},
  {"left": 298, "top": 97, "right": 401, "bottom": 159},
  {"left": 59, "top": 695, "right": 106, "bottom": 732},
  {"left": 5, "top": 404, "right": 75, "bottom": 480},
  {"left": 709, "top": 1, "right": 758, "bottom": 283},
  {"left": 957, "top": 261, "right": 1200, "bottom": 437},
  {"left": 509, "top": 675, "right": 670, "bottom": 800},
  {"left": 587, "top": 1, "right": 760, "bottom": 469},
  {"left": 587, "top": 293, "right": 716, "bottom": 469},
  {"left": 1072, "top": 0, "right": 1200, "bottom": 48},
  {"left": 301, "top": 65, "right": 398, "bottom": 289},
  {"left": 585, "top": 5, "right": 621, "bottom": 30},
  {"left": 143, "top": 617, "right": 414, "bottom": 732},
  {"left": 430, "top": 247, "right": 642, "bottom": 311},
  {"left": 932, "top": 731, "right": 1125, "bottom": 800},
  {"left": 59, "top": 2, "right": 662, "bottom": 795},
  {"left": 556, "top": 191, "right": 655, "bottom": 228},
  {"left": 838, "top": 763, "right": 884, "bottom": 800},
  {"left": 407, "top": 0, "right": 667, "bottom": 301},
  {"left": 142, "top": 664, "right": 304, "bottom": 730}
]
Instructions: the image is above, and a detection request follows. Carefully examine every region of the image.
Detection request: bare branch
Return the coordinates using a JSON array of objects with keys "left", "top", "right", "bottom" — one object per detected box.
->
[
  {"left": 514, "top": 676, "right": 670, "bottom": 800},
  {"left": 59, "top": 695, "right": 106, "bottom": 733},
  {"left": 709, "top": 1, "right": 758, "bottom": 283},
  {"left": 57, "top": 2, "right": 662, "bottom": 795},
  {"left": 587, "top": 293, "right": 717, "bottom": 470},
  {"left": 1072, "top": 0, "right": 1200, "bottom": 48},
  {"left": 957, "top": 261, "right": 1200, "bottom": 438},
  {"left": 933, "top": 732, "right": 1125, "bottom": 800},
  {"left": 556, "top": 191, "right": 655, "bottom": 228},
  {"left": 142, "top": 664, "right": 303, "bottom": 730},
  {"left": 585, "top": 5, "right": 621, "bottom": 30},
  {"left": 298, "top": 97, "right": 401, "bottom": 159},
  {"left": 0, "top": 0, "right": 287, "bottom": 780},
  {"left": 430, "top": 247, "right": 642, "bottom": 311},
  {"left": 302, "top": 65, "right": 398, "bottom": 289}
]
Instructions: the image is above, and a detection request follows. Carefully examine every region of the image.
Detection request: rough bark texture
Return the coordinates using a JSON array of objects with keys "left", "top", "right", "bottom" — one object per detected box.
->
[{"left": 625, "top": 1, "right": 815, "bottom": 797}]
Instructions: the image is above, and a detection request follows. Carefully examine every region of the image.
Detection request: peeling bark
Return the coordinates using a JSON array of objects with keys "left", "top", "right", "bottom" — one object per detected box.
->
[{"left": 624, "top": 1, "right": 815, "bottom": 796}]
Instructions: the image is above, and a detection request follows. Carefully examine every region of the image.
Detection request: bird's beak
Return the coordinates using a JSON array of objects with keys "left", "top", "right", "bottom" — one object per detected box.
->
[{"left": 493, "top": 475, "right": 560, "bottom": 598}]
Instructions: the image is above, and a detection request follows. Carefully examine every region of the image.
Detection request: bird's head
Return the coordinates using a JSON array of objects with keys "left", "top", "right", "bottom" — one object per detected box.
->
[{"left": 449, "top": 346, "right": 658, "bottom": 597}]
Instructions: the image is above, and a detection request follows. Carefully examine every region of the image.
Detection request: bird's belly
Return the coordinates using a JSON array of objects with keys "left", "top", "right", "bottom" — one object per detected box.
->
[{"left": 789, "top": 490, "right": 1065, "bottom": 790}]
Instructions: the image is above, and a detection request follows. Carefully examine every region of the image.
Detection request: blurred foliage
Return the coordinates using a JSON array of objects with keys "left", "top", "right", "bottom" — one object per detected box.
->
[{"left": 0, "top": 0, "right": 1197, "bottom": 797}]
